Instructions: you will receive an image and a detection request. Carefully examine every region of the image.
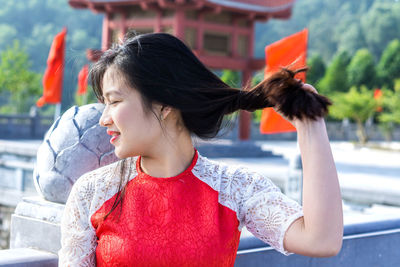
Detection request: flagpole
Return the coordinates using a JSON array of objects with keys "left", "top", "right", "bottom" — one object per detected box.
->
[
  {"left": 83, "top": 92, "right": 88, "bottom": 105},
  {"left": 54, "top": 103, "right": 61, "bottom": 121}
]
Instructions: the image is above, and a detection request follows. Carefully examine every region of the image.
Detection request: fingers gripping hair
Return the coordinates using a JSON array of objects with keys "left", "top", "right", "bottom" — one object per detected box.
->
[{"left": 234, "top": 68, "right": 332, "bottom": 121}]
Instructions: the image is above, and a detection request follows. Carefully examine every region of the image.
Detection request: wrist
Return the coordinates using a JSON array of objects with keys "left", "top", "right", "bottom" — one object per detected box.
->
[{"left": 294, "top": 117, "right": 325, "bottom": 131}]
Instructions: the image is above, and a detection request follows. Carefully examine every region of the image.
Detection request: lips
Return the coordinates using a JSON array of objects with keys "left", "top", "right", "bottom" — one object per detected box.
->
[{"left": 107, "top": 130, "right": 121, "bottom": 144}]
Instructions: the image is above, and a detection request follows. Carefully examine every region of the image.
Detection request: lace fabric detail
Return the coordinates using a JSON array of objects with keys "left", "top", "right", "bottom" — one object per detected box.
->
[
  {"left": 58, "top": 157, "right": 137, "bottom": 267},
  {"left": 59, "top": 151, "right": 303, "bottom": 266},
  {"left": 192, "top": 154, "right": 303, "bottom": 255}
]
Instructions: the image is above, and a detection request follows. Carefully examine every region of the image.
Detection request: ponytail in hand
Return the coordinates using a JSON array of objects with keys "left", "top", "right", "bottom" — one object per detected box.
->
[{"left": 235, "top": 67, "right": 331, "bottom": 121}]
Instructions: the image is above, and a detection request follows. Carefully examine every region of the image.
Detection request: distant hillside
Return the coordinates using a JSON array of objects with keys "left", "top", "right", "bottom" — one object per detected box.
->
[{"left": 254, "top": 0, "right": 400, "bottom": 63}]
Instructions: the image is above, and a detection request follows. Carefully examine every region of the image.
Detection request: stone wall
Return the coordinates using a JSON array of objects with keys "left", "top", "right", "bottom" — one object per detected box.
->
[
  {"left": 0, "top": 205, "right": 14, "bottom": 249},
  {"left": 224, "top": 121, "right": 400, "bottom": 142},
  {"left": 236, "top": 219, "right": 400, "bottom": 266},
  {"left": 0, "top": 113, "right": 53, "bottom": 140}
]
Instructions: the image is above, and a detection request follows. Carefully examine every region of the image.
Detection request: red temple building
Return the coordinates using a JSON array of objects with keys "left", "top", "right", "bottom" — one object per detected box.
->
[{"left": 68, "top": 0, "right": 296, "bottom": 140}]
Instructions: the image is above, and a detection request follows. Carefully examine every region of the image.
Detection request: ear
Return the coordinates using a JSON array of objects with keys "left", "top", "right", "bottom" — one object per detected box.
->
[{"left": 160, "top": 105, "right": 173, "bottom": 121}]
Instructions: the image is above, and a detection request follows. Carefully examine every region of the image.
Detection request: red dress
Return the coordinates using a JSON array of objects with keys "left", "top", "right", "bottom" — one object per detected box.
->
[{"left": 59, "top": 150, "right": 303, "bottom": 266}]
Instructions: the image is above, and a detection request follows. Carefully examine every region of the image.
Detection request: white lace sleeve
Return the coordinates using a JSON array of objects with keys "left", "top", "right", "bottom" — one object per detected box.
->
[
  {"left": 58, "top": 173, "right": 97, "bottom": 267},
  {"left": 238, "top": 168, "right": 303, "bottom": 256}
]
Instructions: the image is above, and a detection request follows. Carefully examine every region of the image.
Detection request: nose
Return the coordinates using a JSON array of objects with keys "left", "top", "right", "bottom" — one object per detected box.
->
[{"left": 99, "top": 106, "right": 112, "bottom": 127}]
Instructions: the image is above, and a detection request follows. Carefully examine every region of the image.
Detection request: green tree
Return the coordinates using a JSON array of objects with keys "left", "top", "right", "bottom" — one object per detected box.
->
[
  {"left": 0, "top": 0, "right": 102, "bottom": 111},
  {"left": 0, "top": 40, "right": 42, "bottom": 113},
  {"left": 251, "top": 70, "right": 264, "bottom": 86},
  {"left": 347, "top": 48, "right": 376, "bottom": 89},
  {"left": 336, "top": 21, "right": 367, "bottom": 57},
  {"left": 220, "top": 69, "right": 241, "bottom": 121},
  {"left": 307, "top": 54, "right": 325, "bottom": 85},
  {"left": 378, "top": 79, "right": 400, "bottom": 141},
  {"left": 220, "top": 69, "right": 240, "bottom": 88},
  {"left": 0, "top": 24, "right": 17, "bottom": 49},
  {"left": 360, "top": 2, "right": 400, "bottom": 60},
  {"left": 377, "top": 39, "right": 400, "bottom": 88},
  {"left": 317, "top": 51, "right": 350, "bottom": 96},
  {"left": 255, "top": 0, "right": 376, "bottom": 62},
  {"left": 251, "top": 70, "right": 265, "bottom": 122},
  {"left": 329, "top": 86, "right": 377, "bottom": 144}
]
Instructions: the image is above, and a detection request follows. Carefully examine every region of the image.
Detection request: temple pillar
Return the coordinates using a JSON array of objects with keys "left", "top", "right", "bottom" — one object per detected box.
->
[
  {"left": 174, "top": 8, "right": 184, "bottom": 40},
  {"left": 155, "top": 9, "right": 162, "bottom": 32},
  {"left": 196, "top": 11, "right": 204, "bottom": 52},
  {"left": 121, "top": 12, "right": 127, "bottom": 38},
  {"left": 231, "top": 17, "right": 239, "bottom": 58},
  {"left": 102, "top": 13, "right": 111, "bottom": 50}
]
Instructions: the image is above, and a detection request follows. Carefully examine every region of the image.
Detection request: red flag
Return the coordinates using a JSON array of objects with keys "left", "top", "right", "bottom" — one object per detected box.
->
[
  {"left": 374, "top": 88, "right": 382, "bottom": 99},
  {"left": 77, "top": 64, "right": 89, "bottom": 95},
  {"left": 260, "top": 28, "right": 308, "bottom": 134},
  {"left": 37, "top": 27, "right": 67, "bottom": 107},
  {"left": 374, "top": 88, "right": 383, "bottom": 112}
]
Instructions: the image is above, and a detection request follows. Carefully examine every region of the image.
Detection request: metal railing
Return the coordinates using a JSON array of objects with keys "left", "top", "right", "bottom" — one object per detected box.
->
[
  {"left": 0, "top": 113, "right": 53, "bottom": 140},
  {"left": 0, "top": 218, "right": 399, "bottom": 266}
]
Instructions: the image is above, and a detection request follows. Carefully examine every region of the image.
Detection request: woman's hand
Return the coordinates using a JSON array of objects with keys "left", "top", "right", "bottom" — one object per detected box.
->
[{"left": 273, "top": 82, "right": 322, "bottom": 128}]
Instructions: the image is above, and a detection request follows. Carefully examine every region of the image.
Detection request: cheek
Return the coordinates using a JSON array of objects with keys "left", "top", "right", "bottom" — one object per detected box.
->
[
  {"left": 114, "top": 110, "right": 133, "bottom": 129},
  {"left": 121, "top": 110, "right": 161, "bottom": 139},
  {"left": 139, "top": 115, "right": 162, "bottom": 138}
]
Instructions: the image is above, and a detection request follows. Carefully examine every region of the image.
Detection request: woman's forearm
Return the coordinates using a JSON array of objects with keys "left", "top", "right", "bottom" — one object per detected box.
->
[{"left": 296, "top": 118, "right": 343, "bottom": 254}]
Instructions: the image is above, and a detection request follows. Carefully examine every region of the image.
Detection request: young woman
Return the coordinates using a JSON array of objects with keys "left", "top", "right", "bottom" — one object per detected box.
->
[{"left": 58, "top": 32, "right": 343, "bottom": 266}]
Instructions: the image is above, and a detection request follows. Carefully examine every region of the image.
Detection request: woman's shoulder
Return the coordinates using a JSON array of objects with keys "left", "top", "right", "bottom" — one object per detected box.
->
[
  {"left": 71, "top": 157, "right": 138, "bottom": 198},
  {"left": 66, "top": 157, "right": 138, "bottom": 216},
  {"left": 194, "top": 153, "right": 280, "bottom": 194},
  {"left": 195, "top": 153, "right": 262, "bottom": 179}
]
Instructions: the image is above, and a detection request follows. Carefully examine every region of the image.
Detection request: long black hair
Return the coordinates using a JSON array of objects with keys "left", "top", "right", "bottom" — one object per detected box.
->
[{"left": 89, "top": 32, "right": 331, "bottom": 220}]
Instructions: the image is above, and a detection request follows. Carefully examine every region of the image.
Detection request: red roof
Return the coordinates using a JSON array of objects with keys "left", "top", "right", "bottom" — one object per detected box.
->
[
  {"left": 208, "top": 0, "right": 295, "bottom": 11},
  {"left": 69, "top": 0, "right": 295, "bottom": 19}
]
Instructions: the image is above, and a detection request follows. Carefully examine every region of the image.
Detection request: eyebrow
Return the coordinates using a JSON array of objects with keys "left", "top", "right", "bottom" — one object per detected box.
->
[{"left": 103, "top": 90, "right": 123, "bottom": 98}]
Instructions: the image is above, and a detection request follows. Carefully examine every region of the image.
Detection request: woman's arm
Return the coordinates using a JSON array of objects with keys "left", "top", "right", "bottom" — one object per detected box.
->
[
  {"left": 282, "top": 85, "right": 343, "bottom": 257},
  {"left": 58, "top": 175, "right": 97, "bottom": 266}
]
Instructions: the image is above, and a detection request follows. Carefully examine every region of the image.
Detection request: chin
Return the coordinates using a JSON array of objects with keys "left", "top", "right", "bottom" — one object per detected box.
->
[
  {"left": 113, "top": 148, "right": 127, "bottom": 159},
  {"left": 114, "top": 148, "right": 137, "bottom": 159}
]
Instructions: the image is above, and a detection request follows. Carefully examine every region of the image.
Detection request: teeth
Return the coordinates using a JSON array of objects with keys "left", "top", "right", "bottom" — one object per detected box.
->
[{"left": 108, "top": 131, "right": 120, "bottom": 136}]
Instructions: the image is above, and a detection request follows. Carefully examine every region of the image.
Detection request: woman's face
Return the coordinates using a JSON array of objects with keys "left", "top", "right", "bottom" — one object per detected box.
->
[{"left": 99, "top": 67, "right": 162, "bottom": 158}]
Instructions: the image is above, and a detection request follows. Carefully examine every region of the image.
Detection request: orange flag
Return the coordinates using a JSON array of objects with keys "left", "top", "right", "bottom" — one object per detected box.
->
[
  {"left": 37, "top": 27, "right": 67, "bottom": 107},
  {"left": 374, "top": 88, "right": 383, "bottom": 112},
  {"left": 260, "top": 28, "right": 308, "bottom": 134},
  {"left": 77, "top": 64, "right": 89, "bottom": 95},
  {"left": 374, "top": 88, "right": 382, "bottom": 99}
]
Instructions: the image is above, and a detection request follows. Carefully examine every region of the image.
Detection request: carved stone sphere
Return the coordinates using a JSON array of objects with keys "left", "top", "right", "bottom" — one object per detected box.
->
[{"left": 33, "top": 103, "right": 119, "bottom": 204}]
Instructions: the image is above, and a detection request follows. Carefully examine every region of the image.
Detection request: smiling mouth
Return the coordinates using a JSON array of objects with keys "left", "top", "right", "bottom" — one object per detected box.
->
[
  {"left": 107, "top": 130, "right": 121, "bottom": 144},
  {"left": 110, "top": 135, "right": 119, "bottom": 143}
]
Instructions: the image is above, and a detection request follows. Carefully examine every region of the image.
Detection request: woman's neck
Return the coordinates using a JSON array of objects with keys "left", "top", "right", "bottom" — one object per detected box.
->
[{"left": 140, "top": 129, "right": 195, "bottom": 178}]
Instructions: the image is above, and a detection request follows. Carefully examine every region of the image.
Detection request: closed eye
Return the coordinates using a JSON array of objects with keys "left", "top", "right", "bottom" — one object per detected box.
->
[{"left": 105, "top": 100, "right": 121, "bottom": 105}]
